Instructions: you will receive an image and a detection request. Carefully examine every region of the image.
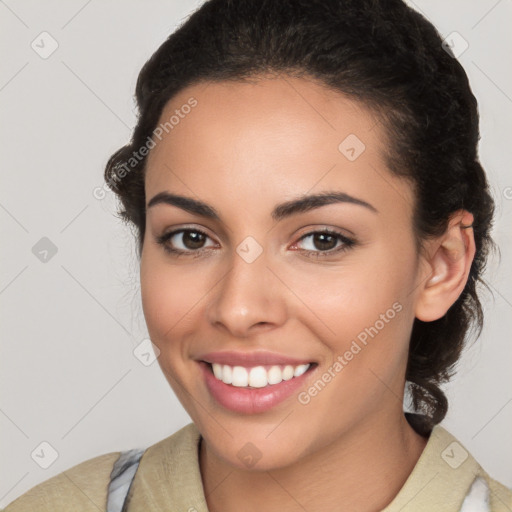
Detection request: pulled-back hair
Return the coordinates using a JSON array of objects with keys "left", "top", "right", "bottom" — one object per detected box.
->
[{"left": 104, "top": 0, "right": 495, "bottom": 431}]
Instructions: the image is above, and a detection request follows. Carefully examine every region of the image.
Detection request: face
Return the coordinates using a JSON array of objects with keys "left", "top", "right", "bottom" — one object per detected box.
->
[{"left": 140, "top": 75, "right": 427, "bottom": 471}]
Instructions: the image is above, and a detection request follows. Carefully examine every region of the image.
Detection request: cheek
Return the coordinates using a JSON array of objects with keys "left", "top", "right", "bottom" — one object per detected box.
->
[
  {"left": 283, "top": 247, "right": 417, "bottom": 395},
  {"left": 139, "top": 252, "right": 201, "bottom": 351},
  {"left": 329, "top": 254, "right": 416, "bottom": 389},
  {"left": 281, "top": 250, "right": 415, "bottom": 338}
]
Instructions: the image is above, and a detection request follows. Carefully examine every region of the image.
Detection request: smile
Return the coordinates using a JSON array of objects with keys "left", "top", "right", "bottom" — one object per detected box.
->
[
  {"left": 211, "top": 363, "right": 310, "bottom": 388},
  {"left": 198, "top": 359, "right": 317, "bottom": 414}
]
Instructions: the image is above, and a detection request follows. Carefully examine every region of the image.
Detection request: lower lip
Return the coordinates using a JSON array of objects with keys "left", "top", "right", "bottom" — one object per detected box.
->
[{"left": 199, "top": 362, "right": 315, "bottom": 414}]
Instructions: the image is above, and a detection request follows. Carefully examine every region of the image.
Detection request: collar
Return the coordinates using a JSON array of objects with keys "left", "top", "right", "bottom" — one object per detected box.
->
[{"left": 128, "top": 421, "right": 484, "bottom": 512}]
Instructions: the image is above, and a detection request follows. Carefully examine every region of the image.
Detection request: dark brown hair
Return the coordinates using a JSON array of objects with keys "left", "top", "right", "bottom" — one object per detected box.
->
[{"left": 104, "top": 0, "right": 495, "bottom": 431}]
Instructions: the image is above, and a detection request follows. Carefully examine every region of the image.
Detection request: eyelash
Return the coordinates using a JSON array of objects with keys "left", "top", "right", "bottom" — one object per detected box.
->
[{"left": 155, "top": 227, "right": 356, "bottom": 259}]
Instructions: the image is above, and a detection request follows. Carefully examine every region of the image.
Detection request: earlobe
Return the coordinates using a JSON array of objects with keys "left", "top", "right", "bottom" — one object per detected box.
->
[{"left": 415, "top": 210, "right": 476, "bottom": 322}]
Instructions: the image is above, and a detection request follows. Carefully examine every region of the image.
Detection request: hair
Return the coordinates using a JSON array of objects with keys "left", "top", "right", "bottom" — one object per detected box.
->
[{"left": 104, "top": 0, "right": 495, "bottom": 432}]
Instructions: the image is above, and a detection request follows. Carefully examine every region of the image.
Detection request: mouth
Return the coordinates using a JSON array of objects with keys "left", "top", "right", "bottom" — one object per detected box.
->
[
  {"left": 204, "top": 361, "right": 316, "bottom": 388},
  {"left": 198, "top": 360, "right": 318, "bottom": 414}
]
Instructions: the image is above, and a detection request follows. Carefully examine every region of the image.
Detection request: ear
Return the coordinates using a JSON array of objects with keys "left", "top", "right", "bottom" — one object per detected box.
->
[{"left": 415, "top": 210, "right": 476, "bottom": 322}]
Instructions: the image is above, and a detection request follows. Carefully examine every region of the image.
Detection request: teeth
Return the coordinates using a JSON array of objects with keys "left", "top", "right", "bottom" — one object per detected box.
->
[
  {"left": 267, "top": 365, "right": 283, "bottom": 385},
  {"left": 294, "top": 364, "right": 309, "bottom": 377},
  {"left": 232, "top": 366, "right": 248, "bottom": 387},
  {"left": 222, "top": 364, "right": 232, "bottom": 384},
  {"left": 212, "top": 363, "right": 223, "bottom": 380},
  {"left": 248, "top": 366, "right": 268, "bottom": 388},
  {"left": 282, "top": 365, "right": 294, "bottom": 380},
  {"left": 210, "top": 362, "right": 311, "bottom": 388}
]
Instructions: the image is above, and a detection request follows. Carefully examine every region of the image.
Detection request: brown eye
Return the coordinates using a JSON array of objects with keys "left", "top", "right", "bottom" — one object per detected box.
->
[
  {"left": 180, "top": 230, "right": 207, "bottom": 249},
  {"left": 311, "top": 232, "right": 338, "bottom": 251},
  {"left": 156, "top": 228, "right": 217, "bottom": 256},
  {"left": 293, "top": 229, "right": 356, "bottom": 258}
]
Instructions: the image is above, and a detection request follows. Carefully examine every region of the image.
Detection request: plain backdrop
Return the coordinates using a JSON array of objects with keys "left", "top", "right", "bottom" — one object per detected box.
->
[{"left": 1, "top": 0, "right": 511, "bottom": 506}]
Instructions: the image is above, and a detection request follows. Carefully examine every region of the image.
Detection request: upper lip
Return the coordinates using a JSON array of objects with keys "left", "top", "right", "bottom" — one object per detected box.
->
[{"left": 198, "top": 350, "right": 313, "bottom": 367}]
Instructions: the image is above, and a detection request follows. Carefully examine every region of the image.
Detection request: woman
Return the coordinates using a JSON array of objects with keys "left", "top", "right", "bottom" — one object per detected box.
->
[{"left": 4, "top": 0, "right": 511, "bottom": 510}]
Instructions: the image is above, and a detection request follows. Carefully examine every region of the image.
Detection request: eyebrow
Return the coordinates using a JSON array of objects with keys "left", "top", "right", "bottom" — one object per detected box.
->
[{"left": 147, "top": 190, "right": 378, "bottom": 221}]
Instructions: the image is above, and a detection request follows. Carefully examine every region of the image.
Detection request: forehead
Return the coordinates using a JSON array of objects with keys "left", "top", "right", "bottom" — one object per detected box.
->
[{"left": 144, "top": 76, "right": 414, "bottom": 220}]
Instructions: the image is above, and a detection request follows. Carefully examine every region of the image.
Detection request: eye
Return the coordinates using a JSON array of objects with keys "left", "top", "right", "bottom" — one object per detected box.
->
[
  {"left": 291, "top": 229, "right": 356, "bottom": 258},
  {"left": 155, "top": 228, "right": 217, "bottom": 256},
  {"left": 155, "top": 227, "right": 356, "bottom": 259}
]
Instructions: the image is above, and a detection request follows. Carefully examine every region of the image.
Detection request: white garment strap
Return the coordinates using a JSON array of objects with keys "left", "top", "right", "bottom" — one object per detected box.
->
[
  {"left": 107, "top": 448, "right": 145, "bottom": 512},
  {"left": 458, "top": 476, "right": 491, "bottom": 512}
]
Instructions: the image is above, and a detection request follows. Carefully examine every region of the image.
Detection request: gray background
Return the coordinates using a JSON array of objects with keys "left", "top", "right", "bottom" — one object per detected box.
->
[{"left": 1, "top": 0, "right": 511, "bottom": 506}]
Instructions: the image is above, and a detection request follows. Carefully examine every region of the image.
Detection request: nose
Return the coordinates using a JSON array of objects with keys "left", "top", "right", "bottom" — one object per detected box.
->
[{"left": 206, "top": 246, "right": 288, "bottom": 338}]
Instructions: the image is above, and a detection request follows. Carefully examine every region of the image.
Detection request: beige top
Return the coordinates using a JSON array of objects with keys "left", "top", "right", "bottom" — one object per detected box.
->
[{"left": 3, "top": 422, "right": 511, "bottom": 511}]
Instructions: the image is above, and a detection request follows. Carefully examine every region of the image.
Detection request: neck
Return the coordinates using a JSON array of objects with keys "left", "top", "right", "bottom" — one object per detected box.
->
[{"left": 200, "top": 411, "right": 429, "bottom": 512}]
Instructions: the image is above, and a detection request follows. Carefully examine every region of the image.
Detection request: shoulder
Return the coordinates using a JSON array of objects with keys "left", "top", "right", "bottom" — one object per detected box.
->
[
  {"left": 433, "top": 425, "right": 512, "bottom": 511},
  {"left": 125, "top": 423, "right": 207, "bottom": 511},
  {"left": 384, "top": 419, "right": 512, "bottom": 512},
  {"left": 2, "top": 450, "right": 121, "bottom": 512},
  {"left": 2, "top": 423, "right": 202, "bottom": 512},
  {"left": 420, "top": 423, "right": 512, "bottom": 511},
  {"left": 474, "top": 465, "right": 512, "bottom": 512}
]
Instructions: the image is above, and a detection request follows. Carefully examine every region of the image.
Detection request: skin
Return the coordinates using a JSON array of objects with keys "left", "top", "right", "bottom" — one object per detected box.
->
[{"left": 140, "top": 75, "right": 476, "bottom": 512}]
